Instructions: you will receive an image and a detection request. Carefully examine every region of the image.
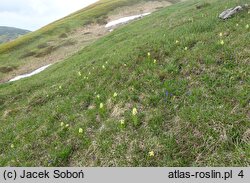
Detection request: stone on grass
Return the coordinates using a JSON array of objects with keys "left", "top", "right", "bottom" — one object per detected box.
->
[{"left": 219, "top": 5, "right": 248, "bottom": 20}]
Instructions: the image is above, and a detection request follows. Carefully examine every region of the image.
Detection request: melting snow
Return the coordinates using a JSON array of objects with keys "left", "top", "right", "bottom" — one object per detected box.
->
[
  {"left": 105, "top": 13, "right": 151, "bottom": 28},
  {"left": 9, "top": 64, "right": 52, "bottom": 82}
]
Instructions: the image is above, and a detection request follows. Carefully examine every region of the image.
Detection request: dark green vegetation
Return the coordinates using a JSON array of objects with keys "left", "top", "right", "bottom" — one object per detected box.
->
[
  {"left": 0, "top": 0, "right": 249, "bottom": 166},
  {"left": 0, "top": 26, "right": 30, "bottom": 44}
]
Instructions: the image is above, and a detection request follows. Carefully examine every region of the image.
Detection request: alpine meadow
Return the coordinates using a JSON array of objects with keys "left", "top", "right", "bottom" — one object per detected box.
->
[{"left": 0, "top": 0, "right": 249, "bottom": 167}]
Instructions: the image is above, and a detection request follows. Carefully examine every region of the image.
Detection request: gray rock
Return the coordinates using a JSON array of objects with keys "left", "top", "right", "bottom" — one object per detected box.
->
[{"left": 219, "top": 6, "right": 243, "bottom": 20}]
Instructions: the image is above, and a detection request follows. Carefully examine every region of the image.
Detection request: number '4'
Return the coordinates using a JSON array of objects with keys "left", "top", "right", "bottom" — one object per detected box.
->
[{"left": 238, "top": 170, "right": 244, "bottom": 178}]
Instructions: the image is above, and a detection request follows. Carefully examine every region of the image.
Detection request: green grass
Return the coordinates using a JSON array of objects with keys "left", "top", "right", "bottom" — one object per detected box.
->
[
  {"left": 0, "top": 0, "right": 176, "bottom": 80},
  {"left": 0, "top": 0, "right": 249, "bottom": 166}
]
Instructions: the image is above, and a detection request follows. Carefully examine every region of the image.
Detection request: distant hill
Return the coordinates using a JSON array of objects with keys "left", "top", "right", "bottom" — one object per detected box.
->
[{"left": 0, "top": 26, "right": 30, "bottom": 44}]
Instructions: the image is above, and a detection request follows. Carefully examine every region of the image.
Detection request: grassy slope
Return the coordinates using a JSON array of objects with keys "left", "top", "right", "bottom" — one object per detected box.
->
[
  {"left": 0, "top": 0, "right": 177, "bottom": 81},
  {"left": 0, "top": 0, "right": 249, "bottom": 166}
]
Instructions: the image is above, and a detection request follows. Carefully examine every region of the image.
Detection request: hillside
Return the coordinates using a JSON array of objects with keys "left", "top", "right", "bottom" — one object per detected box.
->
[
  {"left": 0, "top": 0, "right": 176, "bottom": 83},
  {"left": 0, "top": 0, "right": 249, "bottom": 167},
  {"left": 0, "top": 26, "right": 30, "bottom": 44}
]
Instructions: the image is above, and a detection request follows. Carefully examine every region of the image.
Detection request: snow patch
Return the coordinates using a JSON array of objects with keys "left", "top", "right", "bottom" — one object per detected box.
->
[
  {"left": 105, "top": 13, "right": 151, "bottom": 28},
  {"left": 9, "top": 64, "right": 52, "bottom": 82}
]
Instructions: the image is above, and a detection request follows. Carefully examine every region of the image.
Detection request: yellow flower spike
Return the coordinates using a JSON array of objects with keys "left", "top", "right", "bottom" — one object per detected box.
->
[
  {"left": 153, "top": 59, "right": 157, "bottom": 64},
  {"left": 175, "top": 40, "right": 179, "bottom": 44},
  {"left": 236, "top": 23, "right": 239, "bottom": 27},
  {"left": 113, "top": 92, "right": 118, "bottom": 97},
  {"left": 184, "top": 47, "right": 188, "bottom": 51},
  {"left": 220, "top": 40, "right": 224, "bottom": 45},
  {"left": 132, "top": 108, "right": 138, "bottom": 116},
  {"left": 11, "top": 144, "right": 14, "bottom": 148},
  {"left": 219, "top": 32, "right": 223, "bottom": 37},
  {"left": 78, "top": 71, "right": 82, "bottom": 76},
  {"left": 79, "top": 128, "right": 83, "bottom": 134},
  {"left": 89, "top": 72, "right": 91, "bottom": 75},
  {"left": 65, "top": 124, "right": 69, "bottom": 128},
  {"left": 246, "top": 24, "right": 249, "bottom": 29},
  {"left": 149, "top": 151, "right": 155, "bottom": 157},
  {"left": 147, "top": 52, "right": 151, "bottom": 57},
  {"left": 97, "top": 94, "right": 100, "bottom": 99},
  {"left": 106, "top": 61, "right": 108, "bottom": 64},
  {"left": 120, "top": 119, "right": 125, "bottom": 125},
  {"left": 124, "top": 64, "right": 127, "bottom": 67},
  {"left": 59, "top": 86, "right": 62, "bottom": 89},
  {"left": 100, "top": 103, "right": 104, "bottom": 109},
  {"left": 60, "top": 122, "right": 64, "bottom": 127},
  {"left": 102, "top": 65, "right": 106, "bottom": 69}
]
